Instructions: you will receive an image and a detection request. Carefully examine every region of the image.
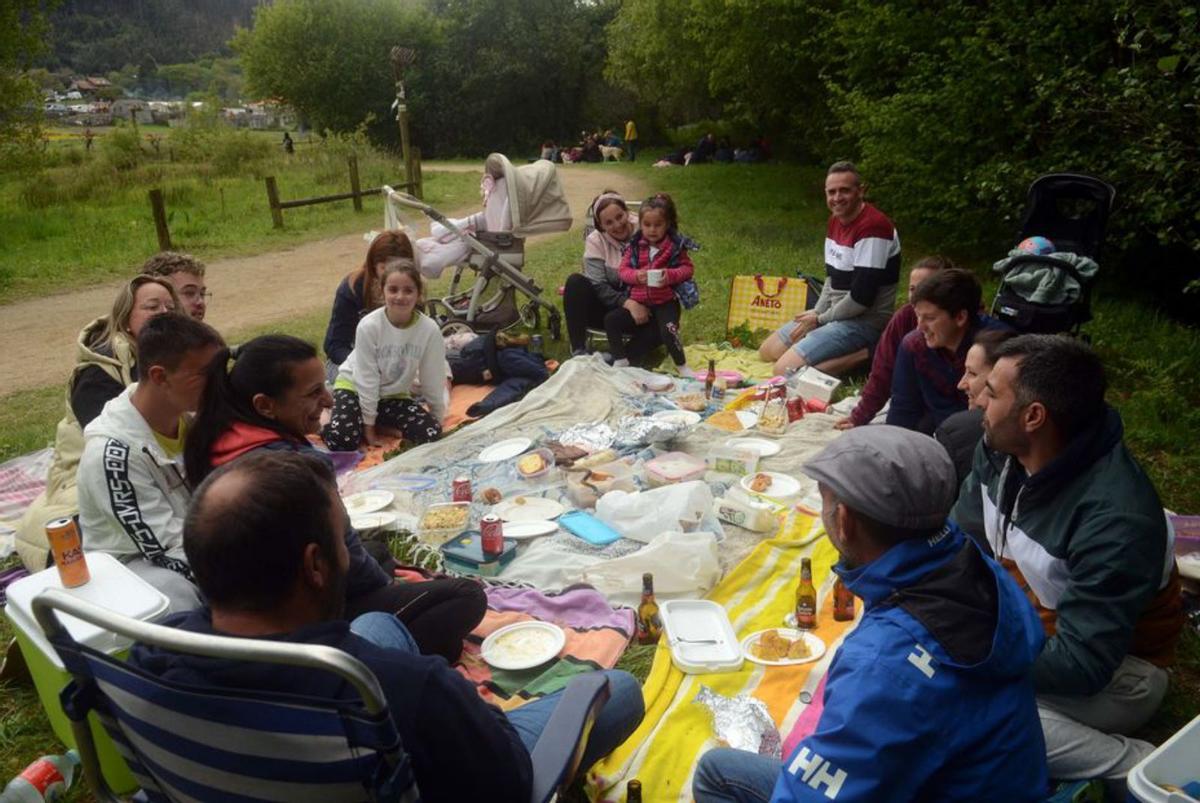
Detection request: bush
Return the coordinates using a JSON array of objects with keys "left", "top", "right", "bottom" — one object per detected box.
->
[{"left": 99, "top": 125, "right": 144, "bottom": 171}]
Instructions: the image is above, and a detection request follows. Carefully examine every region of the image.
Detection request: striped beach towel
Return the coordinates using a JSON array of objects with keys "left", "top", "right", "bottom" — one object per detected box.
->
[{"left": 586, "top": 511, "right": 858, "bottom": 802}]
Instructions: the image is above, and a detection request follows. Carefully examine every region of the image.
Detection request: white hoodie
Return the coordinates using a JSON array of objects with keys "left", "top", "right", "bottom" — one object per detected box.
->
[{"left": 76, "top": 385, "right": 192, "bottom": 578}]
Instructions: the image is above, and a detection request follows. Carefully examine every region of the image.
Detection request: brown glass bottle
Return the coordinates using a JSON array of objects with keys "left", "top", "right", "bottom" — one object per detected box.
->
[
  {"left": 636, "top": 572, "right": 663, "bottom": 644},
  {"left": 626, "top": 779, "right": 643, "bottom": 803},
  {"left": 833, "top": 577, "right": 856, "bottom": 621},
  {"left": 795, "top": 558, "right": 817, "bottom": 629},
  {"left": 705, "top": 358, "right": 717, "bottom": 398}
]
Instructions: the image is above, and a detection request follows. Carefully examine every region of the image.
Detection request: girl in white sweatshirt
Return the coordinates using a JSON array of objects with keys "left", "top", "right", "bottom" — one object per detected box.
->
[{"left": 321, "top": 259, "right": 447, "bottom": 450}]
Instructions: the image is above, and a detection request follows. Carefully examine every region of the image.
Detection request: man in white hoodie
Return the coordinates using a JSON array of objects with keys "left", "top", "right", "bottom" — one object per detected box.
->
[{"left": 77, "top": 313, "right": 224, "bottom": 612}]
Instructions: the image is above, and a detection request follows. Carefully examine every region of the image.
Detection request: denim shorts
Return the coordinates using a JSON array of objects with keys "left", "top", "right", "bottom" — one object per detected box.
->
[{"left": 776, "top": 317, "right": 881, "bottom": 365}]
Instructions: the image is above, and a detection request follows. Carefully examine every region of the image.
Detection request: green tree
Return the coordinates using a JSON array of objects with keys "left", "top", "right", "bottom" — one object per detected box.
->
[
  {"left": 232, "top": 0, "right": 435, "bottom": 139},
  {"left": 1, "top": 0, "right": 60, "bottom": 166}
]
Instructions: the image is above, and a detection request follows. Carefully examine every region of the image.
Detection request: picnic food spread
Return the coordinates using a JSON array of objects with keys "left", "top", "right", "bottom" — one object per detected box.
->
[
  {"left": 517, "top": 452, "right": 547, "bottom": 476},
  {"left": 748, "top": 473, "right": 773, "bottom": 493},
  {"left": 420, "top": 504, "right": 469, "bottom": 531}
]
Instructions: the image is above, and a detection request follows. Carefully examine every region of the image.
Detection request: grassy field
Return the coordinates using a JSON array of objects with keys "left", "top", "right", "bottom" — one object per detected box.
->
[
  {"left": 0, "top": 126, "right": 478, "bottom": 304},
  {"left": 2, "top": 159, "right": 1197, "bottom": 794}
]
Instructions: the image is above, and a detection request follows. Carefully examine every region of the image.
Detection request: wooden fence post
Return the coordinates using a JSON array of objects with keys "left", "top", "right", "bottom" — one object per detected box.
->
[
  {"left": 148, "top": 188, "right": 171, "bottom": 250},
  {"left": 265, "top": 176, "right": 284, "bottom": 229},
  {"left": 412, "top": 146, "right": 423, "bottom": 199},
  {"left": 349, "top": 155, "right": 363, "bottom": 212}
]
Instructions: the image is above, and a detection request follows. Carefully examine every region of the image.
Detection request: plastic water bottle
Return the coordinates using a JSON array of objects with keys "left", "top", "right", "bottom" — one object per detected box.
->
[{"left": 0, "top": 750, "right": 79, "bottom": 802}]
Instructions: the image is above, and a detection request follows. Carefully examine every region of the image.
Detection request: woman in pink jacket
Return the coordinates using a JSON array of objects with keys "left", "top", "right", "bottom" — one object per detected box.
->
[{"left": 607, "top": 193, "right": 696, "bottom": 375}]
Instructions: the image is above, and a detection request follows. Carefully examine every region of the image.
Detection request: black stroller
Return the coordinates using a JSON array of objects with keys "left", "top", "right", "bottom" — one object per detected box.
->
[{"left": 990, "top": 173, "right": 1116, "bottom": 335}]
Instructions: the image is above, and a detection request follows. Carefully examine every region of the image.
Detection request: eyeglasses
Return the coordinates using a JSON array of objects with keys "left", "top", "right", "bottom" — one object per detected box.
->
[
  {"left": 180, "top": 289, "right": 212, "bottom": 302},
  {"left": 138, "top": 301, "right": 176, "bottom": 313}
]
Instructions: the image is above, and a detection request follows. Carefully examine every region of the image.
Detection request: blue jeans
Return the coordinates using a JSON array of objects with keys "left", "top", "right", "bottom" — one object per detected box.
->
[
  {"left": 351, "top": 612, "right": 645, "bottom": 772},
  {"left": 776, "top": 317, "right": 879, "bottom": 365},
  {"left": 692, "top": 747, "right": 783, "bottom": 803}
]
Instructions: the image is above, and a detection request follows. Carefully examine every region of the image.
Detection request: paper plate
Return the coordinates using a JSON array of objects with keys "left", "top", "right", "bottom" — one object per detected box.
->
[
  {"left": 493, "top": 496, "right": 566, "bottom": 523},
  {"left": 479, "top": 436, "right": 533, "bottom": 463},
  {"left": 652, "top": 409, "right": 702, "bottom": 427},
  {"left": 740, "top": 471, "right": 801, "bottom": 498},
  {"left": 502, "top": 520, "right": 559, "bottom": 540},
  {"left": 741, "top": 628, "right": 826, "bottom": 666},
  {"left": 726, "top": 437, "right": 781, "bottom": 458},
  {"left": 734, "top": 410, "right": 759, "bottom": 429},
  {"left": 342, "top": 490, "right": 395, "bottom": 516},
  {"left": 481, "top": 621, "right": 566, "bottom": 671},
  {"left": 370, "top": 474, "right": 437, "bottom": 492},
  {"left": 351, "top": 512, "right": 398, "bottom": 532}
]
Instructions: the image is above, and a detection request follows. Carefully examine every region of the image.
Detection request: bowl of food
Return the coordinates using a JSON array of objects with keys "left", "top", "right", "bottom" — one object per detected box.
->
[
  {"left": 417, "top": 501, "right": 471, "bottom": 546},
  {"left": 480, "top": 621, "right": 566, "bottom": 670},
  {"left": 673, "top": 392, "right": 708, "bottom": 412},
  {"left": 740, "top": 471, "right": 802, "bottom": 499}
]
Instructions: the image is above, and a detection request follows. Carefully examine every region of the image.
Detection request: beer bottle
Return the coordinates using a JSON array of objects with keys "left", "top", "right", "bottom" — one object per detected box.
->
[
  {"left": 705, "top": 358, "right": 716, "bottom": 398},
  {"left": 795, "top": 558, "right": 817, "bottom": 629},
  {"left": 833, "top": 577, "right": 856, "bottom": 622},
  {"left": 636, "top": 573, "right": 662, "bottom": 644},
  {"left": 626, "top": 779, "right": 643, "bottom": 803}
]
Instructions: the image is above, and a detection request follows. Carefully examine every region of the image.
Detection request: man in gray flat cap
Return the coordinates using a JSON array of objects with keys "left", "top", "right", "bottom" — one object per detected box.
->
[{"left": 694, "top": 426, "right": 1049, "bottom": 803}]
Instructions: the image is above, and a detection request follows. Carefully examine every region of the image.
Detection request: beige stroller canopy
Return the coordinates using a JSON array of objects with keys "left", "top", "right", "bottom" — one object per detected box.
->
[{"left": 484, "top": 153, "right": 572, "bottom": 237}]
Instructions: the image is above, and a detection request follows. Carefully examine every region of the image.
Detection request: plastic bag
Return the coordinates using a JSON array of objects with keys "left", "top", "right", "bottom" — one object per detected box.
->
[
  {"left": 581, "top": 530, "right": 721, "bottom": 606},
  {"left": 595, "top": 481, "right": 713, "bottom": 543}
]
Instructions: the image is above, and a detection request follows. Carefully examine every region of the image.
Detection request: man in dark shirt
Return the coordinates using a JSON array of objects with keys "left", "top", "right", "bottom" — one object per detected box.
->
[{"left": 129, "top": 450, "right": 644, "bottom": 802}]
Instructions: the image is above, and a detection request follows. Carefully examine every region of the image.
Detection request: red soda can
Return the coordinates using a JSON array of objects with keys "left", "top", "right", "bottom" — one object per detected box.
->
[
  {"left": 805, "top": 397, "right": 828, "bottom": 413},
  {"left": 480, "top": 514, "right": 504, "bottom": 557},
  {"left": 786, "top": 395, "right": 806, "bottom": 422},
  {"left": 452, "top": 475, "right": 473, "bottom": 503},
  {"left": 46, "top": 516, "right": 90, "bottom": 588}
]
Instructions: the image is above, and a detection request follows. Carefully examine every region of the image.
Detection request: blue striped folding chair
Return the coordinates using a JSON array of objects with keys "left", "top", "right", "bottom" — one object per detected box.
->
[{"left": 32, "top": 588, "right": 611, "bottom": 803}]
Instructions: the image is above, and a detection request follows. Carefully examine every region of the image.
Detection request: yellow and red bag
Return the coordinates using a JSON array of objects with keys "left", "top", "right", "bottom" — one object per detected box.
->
[{"left": 726, "top": 275, "right": 808, "bottom": 336}]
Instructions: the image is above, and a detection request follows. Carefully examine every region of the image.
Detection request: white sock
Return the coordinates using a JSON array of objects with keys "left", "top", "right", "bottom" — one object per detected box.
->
[{"left": 612, "top": 358, "right": 630, "bottom": 368}]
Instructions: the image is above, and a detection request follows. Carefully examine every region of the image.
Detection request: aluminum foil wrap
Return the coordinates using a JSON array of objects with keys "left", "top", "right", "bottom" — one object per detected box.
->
[
  {"left": 556, "top": 423, "right": 616, "bottom": 452},
  {"left": 694, "top": 686, "right": 782, "bottom": 758},
  {"left": 614, "top": 415, "right": 690, "bottom": 448}
]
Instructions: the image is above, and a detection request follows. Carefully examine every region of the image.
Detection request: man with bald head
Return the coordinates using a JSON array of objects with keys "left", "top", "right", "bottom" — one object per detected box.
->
[{"left": 128, "top": 449, "right": 644, "bottom": 802}]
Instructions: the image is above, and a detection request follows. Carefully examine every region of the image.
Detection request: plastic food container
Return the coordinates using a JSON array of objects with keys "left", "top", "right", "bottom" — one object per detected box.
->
[
  {"left": 417, "top": 501, "right": 471, "bottom": 546},
  {"left": 660, "top": 599, "right": 743, "bottom": 674},
  {"left": 516, "top": 448, "right": 554, "bottom": 480},
  {"left": 1127, "top": 713, "right": 1200, "bottom": 803},
  {"left": 4, "top": 553, "right": 169, "bottom": 793},
  {"left": 645, "top": 451, "right": 708, "bottom": 487},
  {"left": 566, "top": 460, "right": 637, "bottom": 508},
  {"left": 788, "top": 366, "right": 840, "bottom": 403}
]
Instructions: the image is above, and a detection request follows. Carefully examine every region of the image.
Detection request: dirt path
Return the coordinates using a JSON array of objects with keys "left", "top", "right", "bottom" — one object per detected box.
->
[{"left": 0, "top": 163, "right": 644, "bottom": 395}]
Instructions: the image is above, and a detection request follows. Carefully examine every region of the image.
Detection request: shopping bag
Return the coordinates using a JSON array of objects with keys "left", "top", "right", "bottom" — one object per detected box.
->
[{"left": 726, "top": 274, "right": 808, "bottom": 335}]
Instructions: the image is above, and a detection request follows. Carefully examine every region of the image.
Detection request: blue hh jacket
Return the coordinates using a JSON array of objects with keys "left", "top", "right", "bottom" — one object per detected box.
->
[{"left": 772, "top": 524, "right": 1048, "bottom": 802}]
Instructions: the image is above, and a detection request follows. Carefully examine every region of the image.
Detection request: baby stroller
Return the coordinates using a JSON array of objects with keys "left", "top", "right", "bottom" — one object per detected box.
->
[
  {"left": 990, "top": 173, "right": 1116, "bottom": 335},
  {"left": 383, "top": 153, "right": 572, "bottom": 338}
]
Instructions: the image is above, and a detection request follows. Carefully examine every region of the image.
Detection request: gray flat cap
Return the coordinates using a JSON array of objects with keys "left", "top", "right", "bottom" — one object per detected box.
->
[{"left": 801, "top": 425, "right": 956, "bottom": 530}]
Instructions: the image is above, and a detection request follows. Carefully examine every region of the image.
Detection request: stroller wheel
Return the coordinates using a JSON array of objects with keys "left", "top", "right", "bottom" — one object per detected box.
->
[
  {"left": 549, "top": 310, "right": 562, "bottom": 341},
  {"left": 441, "top": 320, "right": 477, "bottom": 338},
  {"left": 520, "top": 301, "right": 540, "bottom": 329}
]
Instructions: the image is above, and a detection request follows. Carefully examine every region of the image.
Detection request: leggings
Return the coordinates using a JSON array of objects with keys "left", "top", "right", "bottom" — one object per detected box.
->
[
  {"left": 561, "top": 273, "right": 661, "bottom": 359},
  {"left": 346, "top": 576, "right": 487, "bottom": 663},
  {"left": 605, "top": 298, "right": 686, "bottom": 365},
  {"left": 322, "top": 389, "right": 442, "bottom": 451}
]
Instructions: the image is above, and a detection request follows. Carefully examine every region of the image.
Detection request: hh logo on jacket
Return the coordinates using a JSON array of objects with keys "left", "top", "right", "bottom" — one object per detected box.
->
[{"left": 788, "top": 747, "right": 847, "bottom": 799}]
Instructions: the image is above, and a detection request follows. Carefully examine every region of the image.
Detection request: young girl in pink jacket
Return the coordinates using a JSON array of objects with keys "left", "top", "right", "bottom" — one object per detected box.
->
[{"left": 608, "top": 193, "right": 696, "bottom": 375}]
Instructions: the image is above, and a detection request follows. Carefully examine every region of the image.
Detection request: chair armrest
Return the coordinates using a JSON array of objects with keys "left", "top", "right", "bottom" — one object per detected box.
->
[{"left": 527, "top": 674, "right": 611, "bottom": 803}]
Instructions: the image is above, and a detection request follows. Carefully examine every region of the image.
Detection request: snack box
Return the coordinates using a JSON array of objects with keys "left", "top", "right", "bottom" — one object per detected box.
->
[
  {"left": 440, "top": 530, "right": 519, "bottom": 577},
  {"left": 645, "top": 451, "right": 707, "bottom": 487},
  {"left": 660, "top": 599, "right": 743, "bottom": 674},
  {"left": 417, "top": 501, "right": 471, "bottom": 546},
  {"left": 1127, "top": 713, "right": 1200, "bottom": 803},
  {"left": 788, "top": 366, "right": 840, "bottom": 403}
]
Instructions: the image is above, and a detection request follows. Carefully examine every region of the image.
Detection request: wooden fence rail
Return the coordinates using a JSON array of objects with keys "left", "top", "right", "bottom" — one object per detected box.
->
[{"left": 264, "top": 150, "right": 422, "bottom": 229}]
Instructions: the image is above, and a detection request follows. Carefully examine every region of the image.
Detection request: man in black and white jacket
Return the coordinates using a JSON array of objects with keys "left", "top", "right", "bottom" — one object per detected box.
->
[{"left": 77, "top": 313, "right": 223, "bottom": 612}]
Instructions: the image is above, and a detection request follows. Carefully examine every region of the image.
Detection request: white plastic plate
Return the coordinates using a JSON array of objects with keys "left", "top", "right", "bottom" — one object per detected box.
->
[
  {"left": 479, "top": 436, "right": 533, "bottom": 463},
  {"left": 502, "top": 520, "right": 559, "bottom": 540},
  {"left": 740, "top": 471, "right": 801, "bottom": 498},
  {"left": 734, "top": 410, "right": 759, "bottom": 429},
  {"left": 350, "top": 512, "right": 398, "bottom": 531},
  {"left": 493, "top": 496, "right": 566, "bottom": 523},
  {"left": 741, "top": 628, "right": 826, "bottom": 666},
  {"left": 652, "top": 409, "right": 702, "bottom": 427},
  {"left": 342, "top": 490, "right": 395, "bottom": 516},
  {"left": 727, "top": 437, "right": 781, "bottom": 457},
  {"left": 480, "top": 621, "right": 566, "bottom": 671}
]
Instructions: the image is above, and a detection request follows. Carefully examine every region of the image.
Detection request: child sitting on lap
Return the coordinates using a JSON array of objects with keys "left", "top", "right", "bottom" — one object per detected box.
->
[
  {"left": 322, "top": 258, "right": 446, "bottom": 450},
  {"left": 607, "top": 192, "right": 696, "bottom": 376}
]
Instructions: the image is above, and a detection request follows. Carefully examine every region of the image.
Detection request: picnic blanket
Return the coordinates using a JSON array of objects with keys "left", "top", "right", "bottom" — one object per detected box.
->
[
  {"left": 348, "top": 382, "right": 494, "bottom": 472},
  {"left": 586, "top": 512, "right": 859, "bottom": 803},
  {"left": 656, "top": 345, "right": 776, "bottom": 383},
  {"left": 457, "top": 584, "right": 636, "bottom": 711},
  {"left": 0, "top": 448, "right": 54, "bottom": 557}
]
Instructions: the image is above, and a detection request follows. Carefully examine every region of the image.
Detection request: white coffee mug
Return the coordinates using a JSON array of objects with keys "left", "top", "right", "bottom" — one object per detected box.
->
[{"left": 647, "top": 269, "right": 666, "bottom": 287}]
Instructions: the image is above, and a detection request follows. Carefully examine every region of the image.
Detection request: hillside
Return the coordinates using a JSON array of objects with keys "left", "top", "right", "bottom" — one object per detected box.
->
[{"left": 41, "top": 0, "right": 258, "bottom": 75}]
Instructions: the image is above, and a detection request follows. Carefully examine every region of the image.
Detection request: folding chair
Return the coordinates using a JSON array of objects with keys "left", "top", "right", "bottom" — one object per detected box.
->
[{"left": 32, "top": 588, "right": 611, "bottom": 803}]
